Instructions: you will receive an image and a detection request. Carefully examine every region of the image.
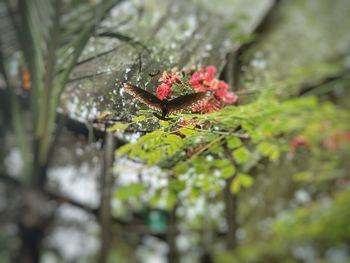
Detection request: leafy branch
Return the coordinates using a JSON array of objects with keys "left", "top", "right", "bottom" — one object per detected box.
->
[{"left": 114, "top": 96, "right": 350, "bottom": 208}]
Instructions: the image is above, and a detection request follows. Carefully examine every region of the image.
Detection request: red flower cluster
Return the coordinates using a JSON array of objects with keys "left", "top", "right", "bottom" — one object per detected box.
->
[
  {"left": 156, "top": 83, "right": 172, "bottom": 100},
  {"left": 159, "top": 68, "right": 181, "bottom": 86},
  {"left": 156, "top": 68, "right": 181, "bottom": 100},
  {"left": 190, "top": 65, "right": 216, "bottom": 91},
  {"left": 190, "top": 66, "right": 238, "bottom": 113},
  {"left": 156, "top": 65, "right": 239, "bottom": 113}
]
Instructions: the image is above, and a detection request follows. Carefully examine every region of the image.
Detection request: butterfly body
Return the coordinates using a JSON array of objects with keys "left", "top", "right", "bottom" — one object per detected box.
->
[{"left": 122, "top": 83, "right": 209, "bottom": 119}]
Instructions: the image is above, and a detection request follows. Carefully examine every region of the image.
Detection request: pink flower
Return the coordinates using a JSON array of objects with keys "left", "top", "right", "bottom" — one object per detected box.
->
[
  {"left": 205, "top": 65, "right": 216, "bottom": 81},
  {"left": 159, "top": 68, "right": 181, "bottom": 87},
  {"left": 211, "top": 80, "right": 229, "bottom": 91},
  {"left": 190, "top": 66, "right": 216, "bottom": 91},
  {"left": 156, "top": 83, "right": 172, "bottom": 100},
  {"left": 223, "top": 91, "right": 239, "bottom": 104},
  {"left": 190, "top": 66, "right": 238, "bottom": 107},
  {"left": 208, "top": 80, "right": 238, "bottom": 104},
  {"left": 214, "top": 85, "right": 239, "bottom": 104}
]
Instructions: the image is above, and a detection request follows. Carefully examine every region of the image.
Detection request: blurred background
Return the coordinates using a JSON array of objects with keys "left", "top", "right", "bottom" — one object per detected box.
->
[{"left": 0, "top": 0, "right": 350, "bottom": 262}]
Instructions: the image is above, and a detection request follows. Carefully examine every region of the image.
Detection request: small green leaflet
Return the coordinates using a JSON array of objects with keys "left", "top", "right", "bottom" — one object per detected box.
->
[
  {"left": 230, "top": 173, "right": 254, "bottom": 193},
  {"left": 221, "top": 165, "right": 235, "bottom": 179},
  {"left": 257, "top": 142, "right": 280, "bottom": 161},
  {"left": 232, "top": 147, "right": 251, "bottom": 164},
  {"left": 107, "top": 122, "right": 129, "bottom": 132},
  {"left": 159, "top": 120, "right": 170, "bottom": 127},
  {"left": 227, "top": 137, "right": 242, "bottom": 149},
  {"left": 132, "top": 115, "right": 146, "bottom": 122},
  {"left": 113, "top": 183, "right": 146, "bottom": 201},
  {"left": 179, "top": 127, "right": 197, "bottom": 136}
]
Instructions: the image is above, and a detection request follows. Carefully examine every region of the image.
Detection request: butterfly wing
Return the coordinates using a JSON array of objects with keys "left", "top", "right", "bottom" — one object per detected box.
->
[
  {"left": 167, "top": 92, "right": 209, "bottom": 114},
  {"left": 123, "top": 83, "right": 163, "bottom": 112}
]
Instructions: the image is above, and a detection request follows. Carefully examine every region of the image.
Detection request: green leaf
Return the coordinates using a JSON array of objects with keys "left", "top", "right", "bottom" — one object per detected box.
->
[
  {"left": 148, "top": 130, "right": 166, "bottom": 138},
  {"left": 175, "top": 162, "right": 189, "bottom": 176},
  {"left": 115, "top": 143, "right": 133, "bottom": 156},
  {"left": 107, "top": 122, "right": 129, "bottom": 132},
  {"left": 195, "top": 163, "right": 208, "bottom": 174},
  {"left": 293, "top": 171, "right": 313, "bottom": 181},
  {"left": 147, "top": 150, "right": 162, "bottom": 165},
  {"left": 257, "top": 142, "right": 280, "bottom": 161},
  {"left": 221, "top": 165, "right": 235, "bottom": 179},
  {"left": 238, "top": 173, "right": 254, "bottom": 187},
  {"left": 166, "top": 192, "right": 177, "bottom": 209},
  {"left": 159, "top": 120, "right": 170, "bottom": 127},
  {"left": 257, "top": 142, "right": 273, "bottom": 155},
  {"left": 149, "top": 192, "right": 162, "bottom": 208},
  {"left": 132, "top": 115, "right": 146, "bottom": 122},
  {"left": 233, "top": 147, "right": 251, "bottom": 164},
  {"left": 227, "top": 137, "right": 242, "bottom": 149},
  {"left": 230, "top": 177, "right": 241, "bottom": 193},
  {"left": 179, "top": 127, "right": 197, "bottom": 136},
  {"left": 163, "top": 134, "right": 183, "bottom": 145},
  {"left": 114, "top": 183, "right": 146, "bottom": 201},
  {"left": 230, "top": 173, "right": 254, "bottom": 193},
  {"left": 259, "top": 122, "right": 275, "bottom": 136},
  {"left": 212, "top": 159, "right": 230, "bottom": 168}
]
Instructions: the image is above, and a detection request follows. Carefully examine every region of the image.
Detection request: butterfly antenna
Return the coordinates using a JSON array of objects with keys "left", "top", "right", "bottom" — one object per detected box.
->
[{"left": 148, "top": 69, "right": 160, "bottom": 77}]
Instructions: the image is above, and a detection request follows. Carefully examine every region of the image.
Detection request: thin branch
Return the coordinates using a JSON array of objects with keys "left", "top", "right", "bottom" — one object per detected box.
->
[{"left": 97, "top": 31, "right": 150, "bottom": 52}]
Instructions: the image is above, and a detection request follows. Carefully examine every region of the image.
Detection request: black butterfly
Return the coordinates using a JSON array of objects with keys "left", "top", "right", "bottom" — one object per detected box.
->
[{"left": 123, "top": 83, "right": 209, "bottom": 120}]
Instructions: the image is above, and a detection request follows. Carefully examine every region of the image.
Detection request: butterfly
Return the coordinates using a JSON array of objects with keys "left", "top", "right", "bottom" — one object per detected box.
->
[{"left": 122, "top": 83, "right": 210, "bottom": 120}]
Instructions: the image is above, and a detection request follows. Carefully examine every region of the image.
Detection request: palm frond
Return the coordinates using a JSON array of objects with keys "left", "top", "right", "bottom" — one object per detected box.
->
[{"left": 2, "top": 0, "right": 126, "bottom": 178}]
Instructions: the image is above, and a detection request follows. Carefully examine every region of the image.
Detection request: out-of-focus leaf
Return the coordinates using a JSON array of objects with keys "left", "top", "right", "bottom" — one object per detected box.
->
[
  {"left": 113, "top": 183, "right": 146, "bottom": 201},
  {"left": 230, "top": 173, "right": 254, "bottom": 193},
  {"left": 132, "top": 115, "right": 146, "bottom": 122},
  {"left": 179, "top": 127, "right": 197, "bottom": 136},
  {"left": 107, "top": 122, "right": 129, "bottom": 132},
  {"left": 227, "top": 137, "right": 242, "bottom": 149},
  {"left": 233, "top": 147, "right": 251, "bottom": 164}
]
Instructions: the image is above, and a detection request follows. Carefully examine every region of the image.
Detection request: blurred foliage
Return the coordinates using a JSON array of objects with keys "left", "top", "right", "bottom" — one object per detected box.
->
[
  {"left": 274, "top": 189, "right": 350, "bottom": 246},
  {"left": 0, "top": 0, "right": 123, "bottom": 181},
  {"left": 216, "top": 188, "right": 350, "bottom": 263}
]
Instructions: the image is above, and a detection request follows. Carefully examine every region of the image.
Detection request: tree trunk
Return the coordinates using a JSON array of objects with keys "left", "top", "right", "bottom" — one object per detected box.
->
[
  {"left": 225, "top": 177, "right": 238, "bottom": 250},
  {"left": 167, "top": 207, "right": 178, "bottom": 263},
  {"left": 99, "top": 132, "right": 115, "bottom": 263}
]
